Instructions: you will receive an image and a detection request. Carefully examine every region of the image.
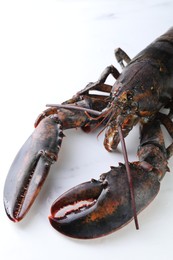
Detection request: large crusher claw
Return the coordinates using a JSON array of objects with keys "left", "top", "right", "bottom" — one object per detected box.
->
[{"left": 49, "top": 163, "right": 160, "bottom": 239}]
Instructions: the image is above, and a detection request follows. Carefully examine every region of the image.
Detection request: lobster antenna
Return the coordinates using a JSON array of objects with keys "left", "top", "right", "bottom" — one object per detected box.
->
[
  {"left": 117, "top": 121, "right": 139, "bottom": 230},
  {"left": 46, "top": 104, "right": 101, "bottom": 117}
]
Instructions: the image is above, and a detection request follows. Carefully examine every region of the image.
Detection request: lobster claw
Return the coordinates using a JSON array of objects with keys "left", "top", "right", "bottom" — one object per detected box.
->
[
  {"left": 49, "top": 163, "right": 160, "bottom": 239},
  {"left": 4, "top": 115, "right": 63, "bottom": 222}
]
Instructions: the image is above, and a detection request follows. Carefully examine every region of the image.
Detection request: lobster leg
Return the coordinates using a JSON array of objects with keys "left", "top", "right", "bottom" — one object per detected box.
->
[
  {"left": 114, "top": 48, "right": 131, "bottom": 69},
  {"left": 76, "top": 48, "right": 131, "bottom": 96},
  {"left": 73, "top": 66, "right": 119, "bottom": 98},
  {"left": 49, "top": 117, "right": 168, "bottom": 238}
]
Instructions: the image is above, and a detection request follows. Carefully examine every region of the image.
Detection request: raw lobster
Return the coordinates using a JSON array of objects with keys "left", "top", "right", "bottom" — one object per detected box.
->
[{"left": 4, "top": 27, "right": 173, "bottom": 239}]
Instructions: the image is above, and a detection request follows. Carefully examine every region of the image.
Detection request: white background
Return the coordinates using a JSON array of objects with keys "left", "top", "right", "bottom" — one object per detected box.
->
[{"left": 1, "top": 0, "right": 173, "bottom": 259}]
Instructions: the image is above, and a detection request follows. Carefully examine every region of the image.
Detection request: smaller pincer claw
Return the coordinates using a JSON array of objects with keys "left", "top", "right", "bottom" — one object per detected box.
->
[
  {"left": 3, "top": 115, "right": 63, "bottom": 222},
  {"left": 49, "top": 163, "right": 160, "bottom": 239}
]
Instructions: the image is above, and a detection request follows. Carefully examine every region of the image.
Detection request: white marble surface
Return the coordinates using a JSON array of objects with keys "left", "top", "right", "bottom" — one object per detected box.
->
[{"left": 1, "top": 0, "right": 173, "bottom": 259}]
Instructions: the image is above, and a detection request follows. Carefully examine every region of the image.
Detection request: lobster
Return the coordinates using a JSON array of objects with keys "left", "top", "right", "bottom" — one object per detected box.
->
[{"left": 3, "top": 27, "right": 173, "bottom": 239}]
